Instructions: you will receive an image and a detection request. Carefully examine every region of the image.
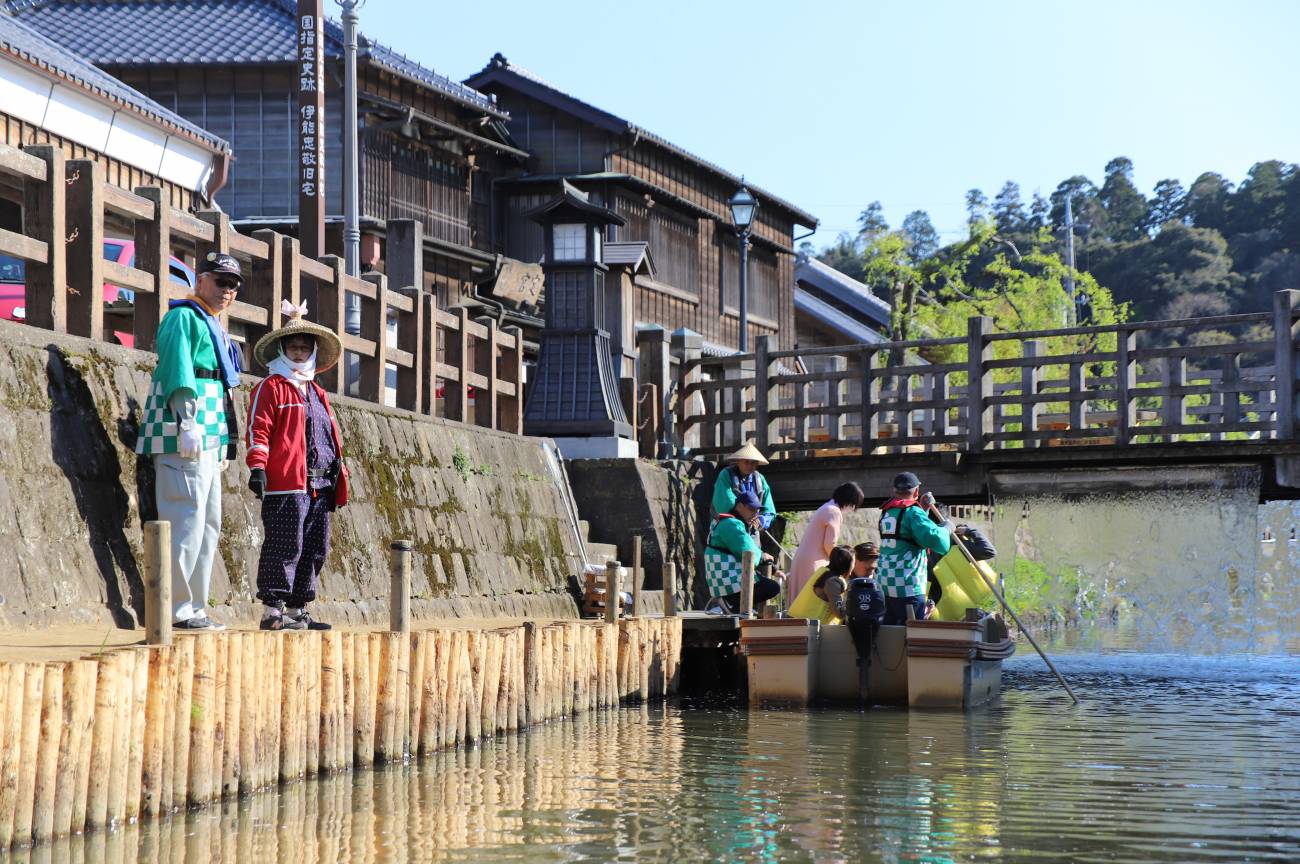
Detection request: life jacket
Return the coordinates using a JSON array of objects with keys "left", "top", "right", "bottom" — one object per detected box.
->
[
  {"left": 705, "top": 513, "right": 741, "bottom": 553},
  {"left": 879, "top": 497, "right": 924, "bottom": 547}
]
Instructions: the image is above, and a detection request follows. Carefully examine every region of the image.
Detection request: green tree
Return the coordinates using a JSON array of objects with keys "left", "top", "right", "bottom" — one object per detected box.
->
[
  {"left": 817, "top": 232, "right": 866, "bottom": 283},
  {"left": 993, "top": 181, "right": 1027, "bottom": 234},
  {"left": 1183, "top": 172, "right": 1233, "bottom": 233},
  {"left": 1028, "top": 191, "right": 1050, "bottom": 229},
  {"left": 857, "top": 201, "right": 889, "bottom": 242},
  {"left": 1099, "top": 157, "right": 1148, "bottom": 242},
  {"left": 902, "top": 210, "right": 939, "bottom": 260},
  {"left": 1050, "top": 175, "right": 1106, "bottom": 239},
  {"left": 965, "top": 188, "right": 990, "bottom": 236},
  {"left": 1088, "top": 222, "right": 1240, "bottom": 319},
  {"left": 1146, "top": 178, "right": 1186, "bottom": 232}
]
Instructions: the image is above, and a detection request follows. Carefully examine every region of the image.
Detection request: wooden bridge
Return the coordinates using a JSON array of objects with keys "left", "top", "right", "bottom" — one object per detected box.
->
[{"left": 671, "top": 296, "right": 1300, "bottom": 505}]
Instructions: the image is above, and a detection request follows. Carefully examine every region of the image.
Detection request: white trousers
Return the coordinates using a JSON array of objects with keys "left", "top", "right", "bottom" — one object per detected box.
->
[{"left": 154, "top": 449, "right": 222, "bottom": 622}]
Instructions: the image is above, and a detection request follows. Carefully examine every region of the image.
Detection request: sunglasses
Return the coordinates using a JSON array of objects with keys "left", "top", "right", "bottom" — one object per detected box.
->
[{"left": 214, "top": 277, "right": 241, "bottom": 292}]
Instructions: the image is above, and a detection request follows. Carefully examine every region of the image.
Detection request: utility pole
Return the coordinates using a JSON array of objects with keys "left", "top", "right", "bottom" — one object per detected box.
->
[
  {"left": 1064, "top": 195, "right": 1077, "bottom": 326},
  {"left": 339, "top": 0, "right": 363, "bottom": 278}
]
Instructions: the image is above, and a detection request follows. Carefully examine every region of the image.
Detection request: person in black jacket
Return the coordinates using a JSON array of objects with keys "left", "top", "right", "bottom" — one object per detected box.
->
[{"left": 927, "top": 521, "right": 996, "bottom": 609}]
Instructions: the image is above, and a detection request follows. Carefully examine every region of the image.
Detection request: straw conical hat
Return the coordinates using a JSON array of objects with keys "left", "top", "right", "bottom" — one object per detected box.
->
[
  {"left": 725, "top": 441, "right": 769, "bottom": 465},
  {"left": 253, "top": 300, "right": 343, "bottom": 374}
]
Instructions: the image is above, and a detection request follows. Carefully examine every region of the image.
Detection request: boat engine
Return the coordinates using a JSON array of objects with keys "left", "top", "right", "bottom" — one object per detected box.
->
[{"left": 843, "top": 576, "right": 886, "bottom": 704}]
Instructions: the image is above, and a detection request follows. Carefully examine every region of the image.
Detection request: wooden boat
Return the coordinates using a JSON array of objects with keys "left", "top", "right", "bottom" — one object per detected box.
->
[{"left": 740, "top": 612, "right": 1015, "bottom": 709}]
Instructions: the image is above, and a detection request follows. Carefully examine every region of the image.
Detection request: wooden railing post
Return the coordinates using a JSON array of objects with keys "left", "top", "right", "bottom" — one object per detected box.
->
[
  {"left": 860, "top": 347, "right": 877, "bottom": 455},
  {"left": 387, "top": 219, "right": 424, "bottom": 413},
  {"left": 281, "top": 235, "right": 304, "bottom": 314},
  {"left": 388, "top": 540, "right": 411, "bottom": 633},
  {"left": 499, "top": 325, "right": 524, "bottom": 434},
  {"left": 619, "top": 376, "right": 638, "bottom": 440},
  {"left": 143, "top": 521, "right": 171, "bottom": 647},
  {"left": 1020, "top": 340, "right": 1043, "bottom": 447},
  {"left": 420, "top": 293, "right": 439, "bottom": 417},
  {"left": 358, "top": 272, "right": 387, "bottom": 404},
  {"left": 1273, "top": 290, "right": 1299, "bottom": 439},
  {"left": 1116, "top": 329, "right": 1137, "bottom": 445},
  {"left": 473, "top": 316, "right": 499, "bottom": 428},
  {"left": 131, "top": 187, "right": 173, "bottom": 351},
  {"left": 245, "top": 229, "right": 284, "bottom": 360},
  {"left": 445, "top": 307, "right": 470, "bottom": 423},
  {"left": 637, "top": 383, "right": 659, "bottom": 459},
  {"left": 670, "top": 328, "right": 703, "bottom": 453},
  {"left": 637, "top": 326, "right": 670, "bottom": 455},
  {"left": 753, "top": 334, "right": 776, "bottom": 453},
  {"left": 631, "top": 535, "right": 642, "bottom": 617},
  {"left": 64, "top": 159, "right": 103, "bottom": 341},
  {"left": 1161, "top": 356, "right": 1187, "bottom": 442},
  {"left": 965, "top": 316, "right": 993, "bottom": 452},
  {"left": 317, "top": 256, "right": 347, "bottom": 397},
  {"left": 827, "top": 354, "right": 847, "bottom": 442},
  {"left": 22, "top": 145, "right": 66, "bottom": 334}
]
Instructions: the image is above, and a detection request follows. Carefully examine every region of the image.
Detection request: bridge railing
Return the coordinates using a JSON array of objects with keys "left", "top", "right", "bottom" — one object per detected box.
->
[
  {"left": 0, "top": 144, "right": 523, "bottom": 433},
  {"left": 676, "top": 292, "right": 1300, "bottom": 459}
]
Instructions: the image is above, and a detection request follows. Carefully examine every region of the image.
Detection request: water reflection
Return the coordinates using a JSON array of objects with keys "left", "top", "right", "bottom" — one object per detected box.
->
[{"left": 18, "top": 656, "right": 1299, "bottom": 863}]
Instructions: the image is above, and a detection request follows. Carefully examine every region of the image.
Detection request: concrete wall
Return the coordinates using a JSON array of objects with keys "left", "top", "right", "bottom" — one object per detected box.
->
[
  {"left": 0, "top": 319, "right": 585, "bottom": 628},
  {"left": 564, "top": 458, "right": 701, "bottom": 611}
]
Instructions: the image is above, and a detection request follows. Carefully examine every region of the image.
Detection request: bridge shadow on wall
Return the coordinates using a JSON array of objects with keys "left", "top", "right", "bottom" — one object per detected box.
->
[{"left": 45, "top": 348, "right": 141, "bottom": 628}]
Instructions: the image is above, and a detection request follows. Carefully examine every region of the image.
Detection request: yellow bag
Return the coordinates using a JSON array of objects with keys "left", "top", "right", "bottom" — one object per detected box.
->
[{"left": 932, "top": 547, "right": 996, "bottom": 621}]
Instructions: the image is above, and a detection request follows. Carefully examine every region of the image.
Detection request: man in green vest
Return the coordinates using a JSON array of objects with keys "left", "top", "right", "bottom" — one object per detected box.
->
[
  {"left": 710, "top": 441, "right": 776, "bottom": 539},
  {"left": 704, "top": 491, "right": 781, "bottom": 615},
  {"left": 135, "top": 253, "right": 244, "bottom": 630},
  {"left": 877, "top": 472, "right": 952, "bottom": 625}
]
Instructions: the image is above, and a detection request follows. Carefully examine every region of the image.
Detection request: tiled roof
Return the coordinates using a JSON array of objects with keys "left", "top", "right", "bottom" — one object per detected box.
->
[
  {"left": 603, "top": 240, "right": 655, "bottom": 276},
  {"left": 795, "top": 253, "right": 891, "bottom": 328},
  {"left": 795, "top": 288, "right": 888, "bottom": 345},
  {"left": 0, "top": 10, "right": 229, "bottom": 150},
  {"left": 467, "top": 53, "right": 818, "bottom": 228},
  {"left": 3, "top": 0, "right": 503, "bottom": 116}
]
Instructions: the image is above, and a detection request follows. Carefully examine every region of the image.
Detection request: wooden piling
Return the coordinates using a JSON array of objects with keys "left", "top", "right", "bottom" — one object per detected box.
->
[
  {"left": 0, "top": 664, "right": 26, "bottom": 848},
  {"left": 352, "top": 633, "right": 374, "bottom": 767},
  {"left": 106, "top": 650, "right": 136, "bottom": 824},
  {"left": 170, "top": 638, "right": 194, "bottom": 810},
  {"left": 319, "top": 632, "right": 341, "bottom": 774},
  {"left": 664, "top": 562, "right": 677, "bottom": 617},
  {"left": 125, "top": 648, "right": 150, "bottom": 819},
  {"left": 189, "top": 636, "right": 217, "bottom": 803},
  {"left": 32, "top": 662, "right": 62, "bottom": 842},
  {"left": 375, "top": 633, "right": 399, "bottom": 762},
  {"left": 222, "top": 634, "right": 243, "bottom": 796},
  {"left": 64, "top": 659, "right": 96, "bottom": 834},
  {"left": 14, "top": 660, "right": 46, "bottom": 844},
  {"left": 142, "top": 648, "right": 169, "bottom": 817},
  {"left": 143, "top": 521, "right": 172, "bottom": 646}
]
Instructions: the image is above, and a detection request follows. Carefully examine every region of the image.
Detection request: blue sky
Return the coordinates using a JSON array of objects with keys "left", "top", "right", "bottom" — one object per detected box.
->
[{"left": 361, "top": 0, "right": 1299, "bottom": 248}]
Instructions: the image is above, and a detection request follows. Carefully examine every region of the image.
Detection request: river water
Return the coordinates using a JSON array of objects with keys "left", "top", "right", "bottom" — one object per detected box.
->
[{"left": 22, "top": 650, "right": 1300, "bottom": 864}]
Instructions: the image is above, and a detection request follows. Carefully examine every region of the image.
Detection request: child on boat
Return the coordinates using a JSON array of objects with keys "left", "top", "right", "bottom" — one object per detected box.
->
[{"left": 246, "top": 301, "right": 349, "bottom": 631}]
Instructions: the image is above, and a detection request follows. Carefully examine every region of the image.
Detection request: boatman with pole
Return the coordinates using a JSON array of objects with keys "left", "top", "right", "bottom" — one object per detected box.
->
[
  {"left": 134, "top": 253, "right": 244, "bottom": 630},
  {"left": 711, "top": 442, "right": 776, "bottom": 540},
  {"left": 877, "top": 472, "right": 952, "bottom": 625}
]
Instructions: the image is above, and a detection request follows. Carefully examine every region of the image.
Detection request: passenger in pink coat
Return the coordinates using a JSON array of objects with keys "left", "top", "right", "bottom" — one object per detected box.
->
[{"left": 787, "top": 482, "right": 865, "bottom": 602}]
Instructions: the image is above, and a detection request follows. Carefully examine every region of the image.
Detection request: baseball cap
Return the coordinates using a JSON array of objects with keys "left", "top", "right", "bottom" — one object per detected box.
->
[
  {"left": 197, "top": 252, "right": 243, "bottom": 285},
  {"left": 893, "top": 471, "right": 920, "bottom": 490},
  {"left": 734, "top": 490, "right": 762, "bottom": 510}
]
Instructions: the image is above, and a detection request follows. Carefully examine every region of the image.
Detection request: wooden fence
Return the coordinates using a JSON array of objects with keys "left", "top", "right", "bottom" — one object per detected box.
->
[
  {"left": 0, "top": 143, "right": 523, "bottom": 433},
  {"left": 675, "top": 295, "right": 1300, "bottom": 458},
  {"left": 0, "top": 618, "right": 681, "bottom": 851}
]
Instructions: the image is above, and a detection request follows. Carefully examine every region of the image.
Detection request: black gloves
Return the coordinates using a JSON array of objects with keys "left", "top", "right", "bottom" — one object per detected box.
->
[{"left": 248, "top": 468, "right": 267, "bottom": 500}]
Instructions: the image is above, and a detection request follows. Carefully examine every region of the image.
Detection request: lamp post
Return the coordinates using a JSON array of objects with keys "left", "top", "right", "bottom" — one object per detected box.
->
[
  {"left": 729, "top": 183, "right": 758, "bottom": 352},
  {"left": 337, "top": 0, "right": 364, "bottom": 280}
]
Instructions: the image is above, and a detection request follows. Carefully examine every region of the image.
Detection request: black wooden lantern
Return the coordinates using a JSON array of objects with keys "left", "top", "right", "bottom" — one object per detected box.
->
[{"left": 523, "top": 181, "right": 632, "bottom": 439}]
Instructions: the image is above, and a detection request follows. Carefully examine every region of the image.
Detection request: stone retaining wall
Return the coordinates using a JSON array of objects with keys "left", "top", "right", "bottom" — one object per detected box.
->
[{"left": 0, "top": 320, "right": 584, "bottom": 628}]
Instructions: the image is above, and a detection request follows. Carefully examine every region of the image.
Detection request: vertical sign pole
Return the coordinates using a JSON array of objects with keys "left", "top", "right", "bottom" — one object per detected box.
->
[{"left": 297, "top": 0, "right": 325, "bottom": 261}]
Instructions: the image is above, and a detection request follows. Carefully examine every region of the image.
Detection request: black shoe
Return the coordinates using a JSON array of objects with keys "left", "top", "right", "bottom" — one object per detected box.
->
[
  {"left": 288, "top": 609, "right": 331, "bottom": 631},
  {"left": 259, "top": 611, "right": 305, "bottom": 631},
  {"left": 176, "top": 616, "right": 223, "bottom": 631}
]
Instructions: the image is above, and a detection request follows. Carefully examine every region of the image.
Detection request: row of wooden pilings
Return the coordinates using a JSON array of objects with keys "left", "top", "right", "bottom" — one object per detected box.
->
[{"left": 0, "top": 534, "right": 683, "bottom": 851}]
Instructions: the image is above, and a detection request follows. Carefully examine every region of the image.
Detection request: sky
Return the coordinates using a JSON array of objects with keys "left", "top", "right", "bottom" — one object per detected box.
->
[{"left": 359, "top": 0, "right": 1300, "bottom": 249}]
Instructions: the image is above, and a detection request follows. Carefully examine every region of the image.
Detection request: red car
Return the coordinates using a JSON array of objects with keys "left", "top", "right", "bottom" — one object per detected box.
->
[{"left": 0, "top": 239, "right": 195, "bottom": 347}]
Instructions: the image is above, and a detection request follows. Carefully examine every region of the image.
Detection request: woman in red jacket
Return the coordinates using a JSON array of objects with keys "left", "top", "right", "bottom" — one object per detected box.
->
[{"left": 246, "top": 301, "right": 349, "bottom": 630}]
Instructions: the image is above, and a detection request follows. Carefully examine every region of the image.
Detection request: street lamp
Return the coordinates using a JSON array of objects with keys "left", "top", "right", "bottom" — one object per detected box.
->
[
  {"left": 729, "top": 183, "right": 758, "bottom": 351},
  {"left": 337, "top": 0, "right": 365, "bottom": 280}
]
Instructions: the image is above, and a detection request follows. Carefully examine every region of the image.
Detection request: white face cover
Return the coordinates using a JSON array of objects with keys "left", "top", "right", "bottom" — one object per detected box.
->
[{"left": 267, "top": 343, "right": 318, "bottom": 382}]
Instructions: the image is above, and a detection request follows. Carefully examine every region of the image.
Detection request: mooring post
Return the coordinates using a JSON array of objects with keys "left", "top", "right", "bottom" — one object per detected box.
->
[
  {"left": 388, "top": 540, "right": 412, "bottom": 633},
  {"left": 631, "top": 536, "right": 642, "bottom": 617},
  {"left": 740, "top": 550, "right": 755, "bottom": 618},
  {"left": 144, "top": 520, "right": 171, "bottom": 646},
  {"left": 663, "top": 562, "right": 677, "bottom": 617},
  {"left": 605, "top": 560, "right": 621, "bottom": 623}
]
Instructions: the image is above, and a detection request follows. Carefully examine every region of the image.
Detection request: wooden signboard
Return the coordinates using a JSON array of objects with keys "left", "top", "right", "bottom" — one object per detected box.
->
[{"left": 297, "top": 0, "right": 325, "bottom": 260}]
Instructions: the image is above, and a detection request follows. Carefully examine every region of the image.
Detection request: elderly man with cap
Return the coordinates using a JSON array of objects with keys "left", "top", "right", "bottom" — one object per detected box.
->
[
  {"left": 703, "top": 490, "right": 782, "bottom": 615},
  {"left": 710, "top": 441, "right": 777, "bottom": 539},
  {"left": 135, "top": 252, "right": 245, "bottom": 630},
  {"left": 877, "top": 472, "right": 952, "bottom": 625}
]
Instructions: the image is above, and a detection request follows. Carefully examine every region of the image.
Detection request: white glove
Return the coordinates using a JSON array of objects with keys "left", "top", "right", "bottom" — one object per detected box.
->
[{"left": 178, "top": 424, "right": 203, "bottom": 459}]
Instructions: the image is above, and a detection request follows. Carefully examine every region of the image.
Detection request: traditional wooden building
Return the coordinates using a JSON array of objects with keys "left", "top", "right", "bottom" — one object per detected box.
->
[
  {"left": 794, "top": 252, "right": 890, "bottom": 351},
  {"left": 0, "top": 11, "right": 230, "bottom": 224},
  {"left": 465, "top": 53, "right": 819, "bottom": 356},
  {"left": 6, "top": 0, "right": 532, "bottom": 316}
]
